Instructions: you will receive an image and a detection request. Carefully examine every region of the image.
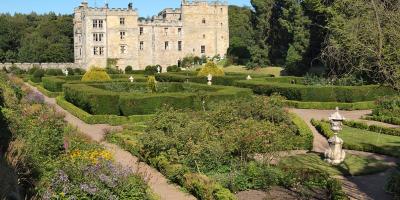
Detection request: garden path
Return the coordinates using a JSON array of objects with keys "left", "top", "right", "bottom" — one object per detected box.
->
[
  {"left": 25, "top": 83, "right": 196, "bottom": 200},
  {"left": 289, "top": 108, "right": 399, "bottom": 200}
]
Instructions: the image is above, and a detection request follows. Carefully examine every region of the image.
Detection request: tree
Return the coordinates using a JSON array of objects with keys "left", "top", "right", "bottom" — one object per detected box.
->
[
  {"left": 248, "top": 0, "right": 275, "bottom": 68},
  {"left": 322, "top": 0, "right": 400, "bottom": 90},
  {"left": 269, "top": 0, "right": 311, "bottom": 75},
  {"left": 227, "top": 5, "right": 254, "bottom": 65}
]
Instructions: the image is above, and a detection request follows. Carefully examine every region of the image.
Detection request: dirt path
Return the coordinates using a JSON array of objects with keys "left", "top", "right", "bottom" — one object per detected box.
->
[
  {"left": 289, "top": 108, "right": 398, "bottom": 200},
  {"left": 26, "top": 83, "right": 196, "bottom": 200}
]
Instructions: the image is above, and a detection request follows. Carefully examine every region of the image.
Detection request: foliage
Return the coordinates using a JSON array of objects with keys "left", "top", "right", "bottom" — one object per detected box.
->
[
  {"left": 303, "top": 74, "right": 366, "bottom": 86},
  {"left": 227, "top": 6, "right": 253, "bottom": 65},
  {"left": 0, "top": 73, "right": 153, "bottom": 199},
  {"left": 322, "top": 0, "right": 400, "bottom": 90},
  {"left": 236, "top": 78, "right": 395, "bottom": 102},
  {"left": 125, "top": 66, "right": 133, "bottom": 74},
  {"left": 31, "top": 68, "right": 45, "bottom": 83},
  {"left": 284, "top": 100, "right": 375, "bottom": 110},
  {"left": 147, "top": 76, "right": 157, "bottom": 93},
  {"left": 56, "top": 96, "right": 153, "bottom": 125},
  {"left": 372, "top": 96, "right": 400, "bottom": 119},
  {"left": 166, "top": 65, "right": 181, "bottom": 72},
  {"left": 63, "top": 82, "right": 252, "bottom": 115},
  {"left": 45, "top": 68, "right": 64, "bottom": 76},
  {"left": 343, "top": 120, "right": 400, "bottom": 137},
  {"left": 144, "top": 65, "right": 161, "bottom": 75},
  {"left": 0, "top": 13, "right": 73, "bottom": 63},
  {"left": 197, "top": 62, "right": 225, "bottom": 77},
  {"left": 386, "top": 170, "right": 400, "bottom": 199},
  {"left": 81, "top": 67, "right": 111, "bottom": 82}
]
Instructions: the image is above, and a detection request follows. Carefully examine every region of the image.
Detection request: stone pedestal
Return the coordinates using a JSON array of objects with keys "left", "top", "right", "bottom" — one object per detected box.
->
[{"left": 325, "top": 134, "right": 346, "bottom": 165}]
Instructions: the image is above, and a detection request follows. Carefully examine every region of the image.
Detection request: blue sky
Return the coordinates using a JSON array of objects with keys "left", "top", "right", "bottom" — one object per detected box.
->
[{"left": 0, "top": 0, "right": 251, "bottom": 17}]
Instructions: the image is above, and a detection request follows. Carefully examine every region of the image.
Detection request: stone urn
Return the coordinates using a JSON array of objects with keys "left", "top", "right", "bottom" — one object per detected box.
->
[{"left": 325, "top": 107, "right": 346, "bottom": 165}]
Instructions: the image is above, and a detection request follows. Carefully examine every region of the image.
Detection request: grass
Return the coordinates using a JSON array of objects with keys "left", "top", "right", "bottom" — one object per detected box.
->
[
  {"left": 223, "top": 65, "right": 283, "bottom": 77},
  {"left": 279, "top": 153, "right": 391, "bottom": 176},
  {"left": 340, "top": 126, "right": 400, "bottom": 157}
]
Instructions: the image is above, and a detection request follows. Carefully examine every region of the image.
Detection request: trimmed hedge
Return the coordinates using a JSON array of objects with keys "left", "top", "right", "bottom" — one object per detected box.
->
[
  {"left": 284, "top": 100, "right": 375, "bottom": 110},
  {"left": 344, "top": 120, "right": 400, "bottom": 136},
  {"left": 364, "top": 116, "right": 400, "bottom": 126},
  {"left": 56, "top": 96, "right": 153, "bottom": 125},
  {"left": 310, "top": 119, "right": 335, "bottom": 138},
  {"left": 289, "top": 113, "right": 314, "bottom": 150},
  {"left": 64, "top": 82, "right": 253, "bottom": 115},
  {"left": 36, "top": 85, "right": 62, "bottom": 98},
  {"left": 235, "top": 79, "right": 396, "bottom": 102},
  {"left": 64, "top": 84, "right": 120, "bottom": 115}
]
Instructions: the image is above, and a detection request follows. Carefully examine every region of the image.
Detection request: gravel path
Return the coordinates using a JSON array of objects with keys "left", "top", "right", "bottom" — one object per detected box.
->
[{"left": 26, "top": 83, "right": 196, "bottom": 200}]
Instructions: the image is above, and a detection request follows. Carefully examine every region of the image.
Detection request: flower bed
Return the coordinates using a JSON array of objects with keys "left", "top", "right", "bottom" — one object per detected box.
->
[{"left": 0, "top": 73, "right": 154, "bottom": 199}]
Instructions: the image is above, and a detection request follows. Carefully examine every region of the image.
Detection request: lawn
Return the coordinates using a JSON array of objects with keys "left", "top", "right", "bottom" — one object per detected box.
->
[
  {"left": 279, "top": 153, "right": 391, "bottom": 176},
  {"left": 223, "top": 65, "right": 283, "bottom": 77},
  {"left": 340, "top": 126, "right": 400, "bottom": 157}
]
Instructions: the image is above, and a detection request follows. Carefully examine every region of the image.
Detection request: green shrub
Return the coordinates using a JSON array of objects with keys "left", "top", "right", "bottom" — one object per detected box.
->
[
  {"left": 284, "top": 100, "right": 375, "bottom": 110},
  {"left": 73, "top": 68, "right": 86, "bottom": 75},
  {"left": 289, "top": 113, "right": 313, "bottom": 150},
  {"left": 386, "top": 170, "right": 400, "bottom": 199},
  {"left": 167, "top": 65, "right": 181, "bottom": 72},
  {"left": 147, "top": 76, "right": 157, "bottom": 93},
  {"left": 42, "top": 77, "right": 66, "bottom": 92},
  {"left": 343, "top": 120, "right": 400, "bottom": 136},
  {"left": 145, "top": 65, "right": 161, "bottom": 75},
  {"left": 125, "top": 65, "right": 133, "bottom": 74},
  {"left": 372, "top": 96, "right": 400, "bottom": 119},
  {"left": 28, "top": 66, "right": 40, "bottom": 75},
  {"left": 364, "top": 115, "right": 400, "bottom": 125},
  {"left": 45, "top": 68, "right": 64, "bottom": 76},
  {"left": 235, "top": 79, "right": 396, "bottom": 102},
  {"left": 81, "top": 67, "right": 111, "bottom": 82},
  {"left": 311, "top": 119, "right": 334, "bottom": 138},
  {"left": 31, "top": 69, "right": 45, "bottom": 83},
  {"left": 63, "top": 84, "right": 120, "bottom": 115},
  {"left": 198, "top": 61, "right": 225, "bottom": 77},
  {"left": 66, "top": 67, "right": 75, "bottom": 75}
]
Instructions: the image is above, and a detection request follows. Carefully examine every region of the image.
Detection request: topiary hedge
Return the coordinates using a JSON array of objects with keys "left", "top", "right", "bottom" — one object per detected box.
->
[
  {"left": 197, "top": 61, "right": 225, "bottom": 77},
  {"left": 63, "top": 82, "right": 253, "bottom": 115},
  {"left": 343, "top": 120, "right": 400, "bottom": 136},
  {"left": 284, "top": 100, "right": 375, "bottom": 110},
  {"left": 235, "top": 79, "right": 396, "bottom": 102},
  {"left": 82, "top": 67, "right": 111, "bottom": 82}
]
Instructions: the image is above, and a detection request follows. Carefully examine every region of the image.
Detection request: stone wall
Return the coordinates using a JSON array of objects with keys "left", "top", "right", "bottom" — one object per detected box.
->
[{"left": 0, "top": 63, "right": 82, "bottom": 70}]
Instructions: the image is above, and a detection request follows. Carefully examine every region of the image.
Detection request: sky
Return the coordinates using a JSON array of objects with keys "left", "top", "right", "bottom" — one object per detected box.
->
[{"left": 0, "top": 0, "right": 251, "bottom": 17}]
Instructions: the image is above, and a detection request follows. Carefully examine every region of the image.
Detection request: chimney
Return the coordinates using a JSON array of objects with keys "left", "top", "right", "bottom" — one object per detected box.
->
[
  {"left": 128, "top": 3, "right": 133, "bottom": 10},
  {"left": 81, "top": 0, "right": 88, "bottom": 8}
]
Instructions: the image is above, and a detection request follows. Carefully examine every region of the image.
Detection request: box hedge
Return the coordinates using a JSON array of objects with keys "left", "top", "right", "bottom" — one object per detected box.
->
[
  {"left": 284, "top": 100, "right": 375, "bottom": 110},
  {"left": 343, "top": 120, "right": 400, "bottom": 136},
  {"left": 63, "top": 82, "right": 253, "bottom": 115},
  {"left": 234, "top": 79, "right": 396, "bottom": 102}
]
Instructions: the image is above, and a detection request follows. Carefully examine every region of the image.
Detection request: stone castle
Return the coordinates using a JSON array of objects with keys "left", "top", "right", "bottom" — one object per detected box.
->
[{"left": 73, "top": 0, "right": 229, "bottom": 70}]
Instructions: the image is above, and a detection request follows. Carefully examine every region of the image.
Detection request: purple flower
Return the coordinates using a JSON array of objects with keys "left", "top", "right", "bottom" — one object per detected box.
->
[
  {"left": 26, "top": 91, "right": 44, "bottom": 104},
  {"left": 80, "top": 183, "right": 98, "bottom": 195},
  {"left": 99, "top": 174, "right": 117, "bottom": 188}
]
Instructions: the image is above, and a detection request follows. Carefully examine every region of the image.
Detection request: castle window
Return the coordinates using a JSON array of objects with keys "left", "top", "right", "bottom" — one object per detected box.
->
[
  {"left": 99, "top": 47, "right": 104, "bottom": 55},
  {"left": 98, "top": 20, "right": 104, "bottom": 28},
  {"left": 120, "top": 31, "right": 126, "bottom": 40},
  {"left": 120, "top": 45, "right": 127, "bottom": 54},
  {"left": 165, "top": 41, "right": 169, "bottom": 50},
  {"left": 93, "top": 33, "right": 104, "bottom": 42},
  {"left": 203, "top": 34, "right": 206, "bottom": 39},
  {"left": 221, "top": 8, "right": 223, "bottom": 12},
  {"left": 201, "top": 45, "right": 205, "bottom": 54},
  {"left": 93, "top": 47, "right": 98, "bottom": 55},
  {"left": 202, "top": 18, "right": 206, "bottom": 24},
  {"left": 79, "top": 48, "right": 82, "bottom": 56},
  {"left": 221, "top": 23, "right": 223, "bottom": 27},
  {"left": 139, "top": 27, "right": 143, "bottom": 35},
  {"left": 178, "top": 41, "right": 182, "bottom": 51},
  {"left": 93, "top": 20, "right": 98, "bottom": 28},
  {"left": 120, "top": 18, "right": 125, "bottom": 25},
  {"left": 140, "top": 41, "right": 144, "bottom": 50},
  {"left": 178, "top": 28, "right": 182, "bottom": 36},
  {"left": 78, "top": 35, "right": 81, "bottom": 43},
  {"left": 164, "top": 28, "right": 168, "bottom": 36}
]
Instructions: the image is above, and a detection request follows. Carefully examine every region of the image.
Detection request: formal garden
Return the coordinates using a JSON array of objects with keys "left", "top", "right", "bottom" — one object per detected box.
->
[{"left": 1, "top": 60, "right": 399, "bottom": 200}]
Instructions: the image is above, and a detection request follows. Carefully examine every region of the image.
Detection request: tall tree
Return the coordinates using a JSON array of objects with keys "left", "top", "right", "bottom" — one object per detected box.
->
[
  {"left": 227, "top": 5, "right": 254, "bottom": 65},
  {"left": 322, "top": 0, "right": 400, "bottom": 90},
  {"left": 269, "top": 0, "right": 311, "bottom": 75},
  {"left": 248, "top": 0, "right": 275, "bottom": 68}
]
